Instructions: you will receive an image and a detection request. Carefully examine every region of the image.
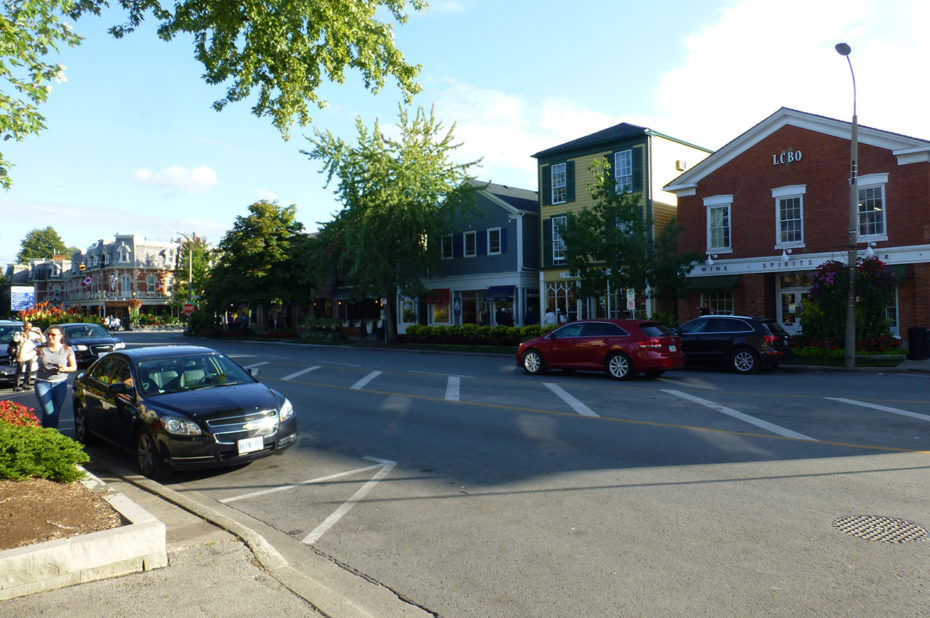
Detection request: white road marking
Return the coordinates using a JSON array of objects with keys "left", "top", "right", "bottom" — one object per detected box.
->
[
  {"left": 543, "top": 383, "right": 599, "bottom": 417},
  {"left": 351, "top": 370, "right": 382, "bottom": 390},
  {"left": 445, "top": 376, "right": 460, "bottom": 401},
  {"left": 243, "top": 361, "right": 270, "bottom": 369},
  {"left": 303, "top": 457, "right": 397, "bottom": 545},
  {"left": 663, "top": 389, "right": 817, "bottom": 441},
  {"left": 410, "top": 370, "right": 473, "bottom": 379},
  {"left": 825, "top": 397, "right": 930, "bottom": 422},
  {"left": 219, "top": 462, "right": 386, "bottom": 504},
  {"left": 281, "top": 366, "right": 320, "bottom": 381},
  {"left": 318, "top": 360, "right": 361, "bottom": 367}
]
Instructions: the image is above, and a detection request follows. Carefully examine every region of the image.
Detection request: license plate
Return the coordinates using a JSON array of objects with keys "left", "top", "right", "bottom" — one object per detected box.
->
[
  {"left": 237, "top": 437, "right": 264, "bottom": 454},
  {"left": 669, "top": 344, "right": 677, "bottom": 352}
]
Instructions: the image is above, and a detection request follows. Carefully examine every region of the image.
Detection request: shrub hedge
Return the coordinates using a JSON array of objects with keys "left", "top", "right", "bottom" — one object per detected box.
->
[{"left": 0, "top": 401, "right": 88, "bottom": 482}]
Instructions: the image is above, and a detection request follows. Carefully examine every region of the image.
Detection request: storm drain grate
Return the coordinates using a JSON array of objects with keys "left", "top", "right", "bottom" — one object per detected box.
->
[{"left": 832, "top": 515, "right": 928, "bottom": 543}]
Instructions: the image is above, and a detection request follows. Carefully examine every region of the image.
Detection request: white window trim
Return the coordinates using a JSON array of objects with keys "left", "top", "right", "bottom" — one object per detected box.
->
[
  {"left": 118, "top": 245, "right": 131, "bottom": 263},
  {"left": 441, "top": 234, "right": 453, "bottom": 260},
  {"left": 552, "top": 216, "right": 567, "bottom": 265},
  {"left": 487, "top": 227, "right": 501, "bottom": 255},
  {"left": 551, "top": 163, "right": 567, "bottom": 205},
  {"left": 615, "top": 149, "right": 633, "bottom": 193},
  {"left": 772, "top": 184, "right": 806, "bottom": 249},
  {"left": 463, "top": 230, "right": 477, "bottom": 258},
  {"left": 703, "top": 194, "right": 733, "bottom": 255},
  {"left": 857, "top": 172, "right": 889, "bottom": 242}
]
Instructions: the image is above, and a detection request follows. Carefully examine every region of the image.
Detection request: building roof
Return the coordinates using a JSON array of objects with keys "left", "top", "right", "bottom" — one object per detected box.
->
[
  {"left": 484, "top": 182, "right": 538, "bottom": 213},
  {"left": 665, "top": 107, "right": 930, "bottom": 194},
  {"left": 532, "top": 122, "right": 650, "bottom": 159}
]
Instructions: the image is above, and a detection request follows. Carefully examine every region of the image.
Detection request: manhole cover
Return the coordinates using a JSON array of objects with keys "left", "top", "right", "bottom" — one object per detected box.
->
[{"left": 833, "top": 515, "right": 928, "bottom": 543}]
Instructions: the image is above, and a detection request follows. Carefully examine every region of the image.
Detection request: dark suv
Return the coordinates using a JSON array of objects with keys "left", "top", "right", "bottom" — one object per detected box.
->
[{"left": 675, "top": 315, "right": 792, "bottom": 374}]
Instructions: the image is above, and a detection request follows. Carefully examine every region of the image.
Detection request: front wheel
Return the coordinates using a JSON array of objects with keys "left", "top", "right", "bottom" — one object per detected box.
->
[
  {"left": 731, "top": 348, "right": 759, "bottom": 374},
  {"left": 606, "top": 352, "right": 633, "bottom": 380},
  {"left": 522, "top": 349, "right": 546, "bottom": 375},
  {"left": 73, "top": 404, "right": 92, "bottom": 444},
  {"left": 136, "top": 429, "right": 166, "bottom": 480}
]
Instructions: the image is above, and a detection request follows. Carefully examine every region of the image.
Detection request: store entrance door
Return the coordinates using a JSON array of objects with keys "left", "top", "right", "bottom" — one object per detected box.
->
[{"left": 778, "top": 289, "right": 808, "bottom": 336}]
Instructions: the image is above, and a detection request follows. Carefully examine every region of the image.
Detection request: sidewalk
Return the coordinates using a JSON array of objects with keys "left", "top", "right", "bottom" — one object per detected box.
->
[{"left": 0, "top": 457, "right": 433, "bottom": 618}]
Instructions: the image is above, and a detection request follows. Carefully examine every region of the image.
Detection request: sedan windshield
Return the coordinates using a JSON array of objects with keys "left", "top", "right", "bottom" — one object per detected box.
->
[
  {"left": 64, "top": 324, "right": 110, "bottom": 339},
  {"left": 136, "top": 354, "right": 254, "bottom": 395}
]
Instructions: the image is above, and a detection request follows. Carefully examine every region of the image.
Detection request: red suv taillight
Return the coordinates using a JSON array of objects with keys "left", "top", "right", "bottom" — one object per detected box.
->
[
  {"left": 760, "top": 334, "right": 779, "bottom": 353},
  {"left": 639, "top": 337, "right": 663, "bottom": 350}
]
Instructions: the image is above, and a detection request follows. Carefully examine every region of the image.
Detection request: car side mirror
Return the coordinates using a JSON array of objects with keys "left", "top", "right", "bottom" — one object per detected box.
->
[{"left": 248, "top": 367, "right": 261, "bottom": 379}]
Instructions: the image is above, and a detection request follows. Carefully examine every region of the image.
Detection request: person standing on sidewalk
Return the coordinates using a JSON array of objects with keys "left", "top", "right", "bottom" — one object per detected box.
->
[{"left": 23, "top": 325, "right": 77, "bottom": 429}]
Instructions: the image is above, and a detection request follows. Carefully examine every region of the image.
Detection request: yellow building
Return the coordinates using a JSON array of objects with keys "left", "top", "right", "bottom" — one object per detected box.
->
[{"left": 532, "top": 123, "right": 711, "bottom": 321}]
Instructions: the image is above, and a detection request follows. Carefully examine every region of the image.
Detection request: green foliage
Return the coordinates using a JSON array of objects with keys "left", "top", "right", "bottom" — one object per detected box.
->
[
  {"left": 4, "top": 1, "right": 424, "bottom": 188},
  {"left": 559, "top": 158, "right": 698, "bottom": 304},
  {"left": 0, "top": 423, "right": 88, "bottom": 482},
  {"left": 304, "top": 105, "right": 480, "bottom": 339},
  {"left": 0, "top": 0, "right": 81, "bottom": 189},
  {"left": 0, "top": 401, "right": 40, "bottom": 427},
  {"left": 16, "top": 226, "right": 70, "bottom": 262},
  {"left": 401, "top": 323, "right": 542, "bottom": 346},
  {"left": 206, "top": 202, "right": 305, "bottom": 308},
  {"left": 185, "top": 308, "right": 216, "bottom": 334},
  {"left": 173, "top": 233, "right": 212, "bottom": 306}
]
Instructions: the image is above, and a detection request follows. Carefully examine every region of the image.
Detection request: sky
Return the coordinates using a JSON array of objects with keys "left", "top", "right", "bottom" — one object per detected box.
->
[{"left": 2, "top": 0, "right": 929, "bottom": 267}]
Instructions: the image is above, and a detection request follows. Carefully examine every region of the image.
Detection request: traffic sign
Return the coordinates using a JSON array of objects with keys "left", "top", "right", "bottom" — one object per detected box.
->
[{"left": 182, "top": 303, "right": 195, "bottom": 315}]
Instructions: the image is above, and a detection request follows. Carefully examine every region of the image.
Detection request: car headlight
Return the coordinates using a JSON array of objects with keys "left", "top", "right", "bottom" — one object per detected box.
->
[
  {"left": 162, "top": 416, "right": 202, "bottom": 436},
  {"left": 279, "top": 399, "right": 294, "bottom": 422},
  {"left": 114, "top": 342, "right": 126, "bottom": 350},
  {"left": 75, "top": 344, "right": 88, "bottom": 351}
]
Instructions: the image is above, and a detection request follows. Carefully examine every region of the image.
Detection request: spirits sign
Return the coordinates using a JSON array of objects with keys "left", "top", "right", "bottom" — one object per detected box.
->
[{"left": 773, "top": 150, "right": 802, "bottom": 166}]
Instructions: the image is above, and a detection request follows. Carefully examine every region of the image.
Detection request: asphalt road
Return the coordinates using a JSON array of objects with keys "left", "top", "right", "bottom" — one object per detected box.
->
[{"left": 4, "top": 331, "right": 929, "bottom": 616}]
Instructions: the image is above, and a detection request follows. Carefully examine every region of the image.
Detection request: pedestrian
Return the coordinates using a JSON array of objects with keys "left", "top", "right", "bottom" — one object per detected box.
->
[
  {"left": 557, "top": 308, "right": 568, "bottom": 324},
  {"left": 10, "top": 331, "right": 26, "bottom": 391},
  {"left": 14, "top": 322, "right": 44, "bottom": 391},
  {"left": 543, "top": 307, "right": 557, "bottom": 326},
  {"left": 27, "top": 325, "right": 77, "bottom": 429}
]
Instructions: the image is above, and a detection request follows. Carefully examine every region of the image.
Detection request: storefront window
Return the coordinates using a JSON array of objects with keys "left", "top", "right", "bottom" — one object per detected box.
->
[
  {"left": 432, "top": 303, "right": 450, "bottom": 323},
  {"left": 701, "top": 291, "right": 733, "bottom": 315}
]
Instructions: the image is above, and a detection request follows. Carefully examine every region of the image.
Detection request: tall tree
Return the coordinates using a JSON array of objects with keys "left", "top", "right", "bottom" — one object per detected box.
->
[
  {"left": 173, "top": 233, "right": 212, "bottom": 305},
  {"left": 206, "top": 201, "right": 304, "bottom": 308},
  {"left": 305, "top": 106, "right": 479, "bottom": 339},
  {"left": 1, "top": 0, "right": 425, "bottom": 188},
  {"left": 16, "top": 226, "right": 70, "bottom": 262},
  {"left": 559, "top": 159, "right": 699, "bottom": 314}
]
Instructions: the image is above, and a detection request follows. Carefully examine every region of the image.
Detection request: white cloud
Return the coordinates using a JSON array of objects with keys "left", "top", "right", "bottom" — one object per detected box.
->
[
  {"left": 132, "top": 165, "right": 218, "bottom": 195},
  {"left": 254, "top": 188, "right": 279, "bottom": 202}
]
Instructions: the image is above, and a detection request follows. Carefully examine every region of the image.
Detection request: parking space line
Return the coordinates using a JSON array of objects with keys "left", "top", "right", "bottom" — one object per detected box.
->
[
  {"left": 281, "top": 366, "right": 320, "bottom": 381},
  {"left": 825, "top": 397, "right": 930, "bottom": 422},
  {"left": 351, "top": 370, "right": 382, "bottom": 390},
  {"left": 219, "top": 462, "right": 385, "bottom": 504},
  {"left": 663, "top": 389, "right": 817, "bottom": 441},
  {"left": 445, "top": 376, "right": 460, "bottom": 401},
  {"left": 303, "top": 457, "right": 396, "bottom": 545},
  {"left": 543, "top": 383, "right": 599, "bottom": 417},
  {"left": 243, "top": 361, "right": 270, "bottom": 369}
]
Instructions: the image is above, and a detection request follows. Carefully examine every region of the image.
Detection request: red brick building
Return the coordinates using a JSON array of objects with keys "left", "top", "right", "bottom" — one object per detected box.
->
[{"left": 667, "top": 107, "right": 930, "bottom": 340}]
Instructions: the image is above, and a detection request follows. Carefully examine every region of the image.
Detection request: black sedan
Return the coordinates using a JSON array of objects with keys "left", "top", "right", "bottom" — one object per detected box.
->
[
  {"left": 72, "top": 345, "right": 298, "bottom": 478},
  {"left": 58, "top": 322, "right": 125, "bottom": 365}
]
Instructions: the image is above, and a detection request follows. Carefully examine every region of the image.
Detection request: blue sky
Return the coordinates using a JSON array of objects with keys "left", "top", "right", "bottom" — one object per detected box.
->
[{"left": 2, "top": 0, "right": 929, "bottom": 266}]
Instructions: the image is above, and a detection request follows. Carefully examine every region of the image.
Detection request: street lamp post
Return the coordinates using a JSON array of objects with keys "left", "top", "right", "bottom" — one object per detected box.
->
[
  {"left": 836, "top": 42, "right": 858, "bottom": 369},
  {"left": 176, "top": 232, "right": 194, "bottom": 305}
]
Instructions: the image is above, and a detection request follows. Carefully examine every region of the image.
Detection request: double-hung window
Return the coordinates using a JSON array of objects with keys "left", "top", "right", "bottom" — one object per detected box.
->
[
  {"left": 441, "top": 234, "right": 453, "bottom": 260},
  {"left": 487, "top": 228, "right": 501, "bottom": 255},
  {"left": 552, "top": 216, "right": 567, "bottom": 265},
  {"left": 615, "top": 149, "right": 633, "bottom": 193},
  {"left": 703, "top": 195, "right": 732, "bottom": 254},
  {"left": 551, "top": 163, "right": 567, "bottom": 204},
  {"left": 772, "top": 185, "right": 806, "bottom": 248},
  {"left": 463, "top": 230, "right": 476, "bottom": 257},
  {"left": 857, "top": 173, "right": 888, "bottom": 241}
]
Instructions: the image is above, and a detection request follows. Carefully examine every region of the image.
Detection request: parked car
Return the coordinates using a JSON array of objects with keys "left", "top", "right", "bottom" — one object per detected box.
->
[
  {"left": 57, "top": 322, "right": 125, "bottom": 365},
  {"left": 517, "top": 319, "right": 684, "bottom": 380},
  {"left": 72, "top": 345, "right": 298, "bottom": 478},
  {"left": 0, "top": 320, "right": 23, "bottom": 386},
  {"left": 675, "top": 315, "right": 793, "bottom": 374}
]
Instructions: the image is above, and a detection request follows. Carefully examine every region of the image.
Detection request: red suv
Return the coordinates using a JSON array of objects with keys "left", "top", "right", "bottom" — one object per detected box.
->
[{"left": 517, "top": 319, "right": 684, "bottom": 380}]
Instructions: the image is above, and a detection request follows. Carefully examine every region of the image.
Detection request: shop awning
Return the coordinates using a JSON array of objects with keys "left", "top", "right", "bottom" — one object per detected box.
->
[
  {"left": 682, "top": 275, "right": 740, "bottom": 291},
  {"left": 485, "top": 285, "right": 515, "bottom": 300},
  {"left": 423, "top": 288, "right": 450, "bottom": 304}
]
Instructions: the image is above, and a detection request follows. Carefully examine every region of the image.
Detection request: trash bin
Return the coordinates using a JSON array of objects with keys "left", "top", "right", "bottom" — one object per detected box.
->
[{"left": 907, "top": 327, "right": 928, "bottom": 360}]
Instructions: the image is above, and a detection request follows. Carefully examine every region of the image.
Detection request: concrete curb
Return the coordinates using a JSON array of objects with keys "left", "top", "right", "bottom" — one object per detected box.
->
[{"left": 0, "top": 470, "right": 167, "bottom": 602}]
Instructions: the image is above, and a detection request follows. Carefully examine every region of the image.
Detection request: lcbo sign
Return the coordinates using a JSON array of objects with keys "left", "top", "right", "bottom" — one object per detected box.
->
[{"left": 772, "top": 149, "right": 802, "bottom": 166}]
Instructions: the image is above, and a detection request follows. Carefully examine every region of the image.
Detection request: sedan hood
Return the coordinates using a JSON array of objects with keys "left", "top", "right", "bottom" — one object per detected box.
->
[{"left": 149, "top": 382, "right": 280, "bottom": 419}]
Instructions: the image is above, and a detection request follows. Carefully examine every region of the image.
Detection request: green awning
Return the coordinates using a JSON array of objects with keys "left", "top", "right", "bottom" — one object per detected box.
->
[
  {"left": 891, "top": 264, "right": 908, "bottom": 281},
  {"left": 682, "top": 275, "right": 740, "bottom": 291}
]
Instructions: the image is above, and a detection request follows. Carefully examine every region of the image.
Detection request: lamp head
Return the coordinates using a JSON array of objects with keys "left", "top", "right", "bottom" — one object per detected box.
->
[{"left": 835, "top": 42, "right": 851, "bottom": 56}]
